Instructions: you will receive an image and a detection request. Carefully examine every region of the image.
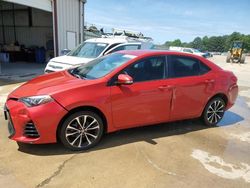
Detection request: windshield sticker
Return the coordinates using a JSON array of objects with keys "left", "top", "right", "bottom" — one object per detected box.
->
[{"left": 123, "top": 54, "right": 137, "bottom": 59}]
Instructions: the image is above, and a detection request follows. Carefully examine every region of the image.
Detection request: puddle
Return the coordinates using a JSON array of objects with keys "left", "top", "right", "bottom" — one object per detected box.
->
[
  {"left": 218, "top": 111, "right": 244, "bottom": 127},
  {"left": 191, "top": 149, "right": 250, "bottom": 183}
]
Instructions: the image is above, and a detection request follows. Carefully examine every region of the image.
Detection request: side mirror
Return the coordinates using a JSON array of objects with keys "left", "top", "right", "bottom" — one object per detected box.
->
[
  {"left": 61, "top": 49, "right": 71, "bottom": 55},
  {"left": 116, "top": 74, "right": 133, "bottom": 85}
]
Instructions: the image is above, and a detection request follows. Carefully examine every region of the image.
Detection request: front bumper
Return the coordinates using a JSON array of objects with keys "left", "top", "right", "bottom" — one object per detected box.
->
[
  {"left": 4, "top": 104, "right": 15, "bottom": 138},
  {"left": 5, "top": 99, "right": 68, "bottom": 144}
]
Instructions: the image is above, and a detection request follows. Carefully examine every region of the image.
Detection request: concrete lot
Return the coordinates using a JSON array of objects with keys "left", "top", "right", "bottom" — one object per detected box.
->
[{"left": 0, "top": 56, "right": 250, "bottom": 188}]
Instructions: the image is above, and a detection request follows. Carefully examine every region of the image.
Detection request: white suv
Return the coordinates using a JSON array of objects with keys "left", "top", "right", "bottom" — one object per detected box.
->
[{"left": 45, "top": 36, "right": 153, "bottom": 73}]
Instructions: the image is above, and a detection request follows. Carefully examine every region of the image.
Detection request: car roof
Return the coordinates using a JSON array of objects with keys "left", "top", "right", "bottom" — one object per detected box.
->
[
  {"left": 117, "top": 50, "right": 188, "bottom": 56},
  {"left": 117, "top": 50, "right": 222, "bottom": 71},
  {"left": 86, "top": 37, "right": 143, "bottom": 44}
]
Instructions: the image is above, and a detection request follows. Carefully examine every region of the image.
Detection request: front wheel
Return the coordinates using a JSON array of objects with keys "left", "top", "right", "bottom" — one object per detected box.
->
[
  {"left": 202, "top": 97, "right": 226, "bottom": 126},
  {"left": 240, "top": 54, "right": 246, "bottom": 64},
  {"left": 59, "top": 111, "right": 104, "bottom": 151}
]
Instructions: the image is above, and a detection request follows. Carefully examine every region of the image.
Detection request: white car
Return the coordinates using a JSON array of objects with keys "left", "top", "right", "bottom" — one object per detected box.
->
[
  {"left": 45, "top": 36, "right": 153, "bottom": 73},
  {"left": 169, "top": 46, "right": 208, "bottom": 58}
]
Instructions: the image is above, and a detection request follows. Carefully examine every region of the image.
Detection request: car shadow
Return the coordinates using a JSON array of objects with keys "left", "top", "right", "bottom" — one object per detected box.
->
[{"left": 17, "top": 111, "right": 244, "bottom": 156}]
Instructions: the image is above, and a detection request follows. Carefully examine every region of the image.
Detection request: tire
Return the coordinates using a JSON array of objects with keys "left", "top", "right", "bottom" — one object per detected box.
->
[
  {"left": 240, "top": 54, "right": 246, "bottom": 64},
  {"left": 59, "top": 111, "right": 104, "bottom": 151},
  {"left": 226, "top": 52, "right": 231, "bottom": 63},
  {"left": 202, "top": 97, "right": 226, "bottom": 126}
]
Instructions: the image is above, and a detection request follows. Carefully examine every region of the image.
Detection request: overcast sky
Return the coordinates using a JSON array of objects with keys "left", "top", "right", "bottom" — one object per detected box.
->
[{"left": 85, "top": 0, "right": 250, "bottom": 44}]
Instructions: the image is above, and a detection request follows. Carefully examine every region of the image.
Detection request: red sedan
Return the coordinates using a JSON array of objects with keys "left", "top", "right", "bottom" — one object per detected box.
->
[{"left": 4, "top": 50, "right": 238, "bottom": 150}]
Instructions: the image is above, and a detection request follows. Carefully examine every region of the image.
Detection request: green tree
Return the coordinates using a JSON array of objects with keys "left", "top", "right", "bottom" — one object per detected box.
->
[
  {"left": 162, "top": 32, "right": 250, "bottom": 53},
  {"left": 242, "top": 35, "right": 250, "bottom": 52},
  {"left": 191, "top": 37, "right": 203, "bottom": 50},
  {"left": 171, "top": 39, "right": 182, "bottom": 46},
  {"left": 202, "top": 36, "right": 209, "bottom": 51},
  {"left": 225, "top": 32, "right": 242, "bottom": 51}
]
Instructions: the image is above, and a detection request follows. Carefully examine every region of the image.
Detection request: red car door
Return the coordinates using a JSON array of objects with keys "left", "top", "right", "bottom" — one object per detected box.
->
[
  {"left": 110, "top": 56, "right": 172, "bottom": 128},
  {"left": 166, "top": 55, "right": 215, "bottom": 121}
]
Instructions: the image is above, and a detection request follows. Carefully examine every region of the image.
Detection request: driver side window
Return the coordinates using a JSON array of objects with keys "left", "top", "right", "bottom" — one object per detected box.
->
[{"left": 123, "top": 56, "right": 166, "bottom": 82}]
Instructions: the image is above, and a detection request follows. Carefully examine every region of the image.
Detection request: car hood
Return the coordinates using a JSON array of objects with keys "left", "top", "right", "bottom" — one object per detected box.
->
[
  {"left": 8, "top": 71, "right": 90, "bottom": 99},
  {"left": 50, "top": 55, "right": 94, "bottom": 65}
]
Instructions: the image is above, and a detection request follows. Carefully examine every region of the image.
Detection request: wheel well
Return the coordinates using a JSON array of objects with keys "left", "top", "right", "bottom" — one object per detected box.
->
[
  {"left": 56, "top": 106, "right": 108, "bottom": 142},
  {"left": 201, "top": 93, "right": 228, "bottom": 117},
  {"left": 209, "top": 93, "right": 228, "bottom": 106}
]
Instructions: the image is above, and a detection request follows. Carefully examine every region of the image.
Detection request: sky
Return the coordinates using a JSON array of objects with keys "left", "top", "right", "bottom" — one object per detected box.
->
[{"left": 85, "top": 0, "right": 250, "bottom": 44}]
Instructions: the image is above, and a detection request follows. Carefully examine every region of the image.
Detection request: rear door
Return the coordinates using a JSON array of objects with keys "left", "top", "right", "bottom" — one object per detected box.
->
[{"left": 166, "top": 55, "right": 214, "bottom": 121}]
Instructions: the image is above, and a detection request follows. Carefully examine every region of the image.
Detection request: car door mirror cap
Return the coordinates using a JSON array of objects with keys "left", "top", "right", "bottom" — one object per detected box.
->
[{"left": 116, "top": 74, "right": 133, "bottom": 85}]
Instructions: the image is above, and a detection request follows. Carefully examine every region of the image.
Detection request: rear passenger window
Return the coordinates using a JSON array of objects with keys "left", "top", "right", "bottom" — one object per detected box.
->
[
  {"left": 168, "top": 55, "right": 210, "bottom": 78},
  {"left": 199, "top": 62, "right": 211, "bottom": 75}
]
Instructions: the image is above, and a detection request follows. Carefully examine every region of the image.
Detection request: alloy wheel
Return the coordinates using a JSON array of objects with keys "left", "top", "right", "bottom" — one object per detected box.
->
[
  {"left": 65, "top": 115, "right": 100, "bottom": 148},
  {"left": 206, "top": 99, "right": 225, "bottom": 124}
]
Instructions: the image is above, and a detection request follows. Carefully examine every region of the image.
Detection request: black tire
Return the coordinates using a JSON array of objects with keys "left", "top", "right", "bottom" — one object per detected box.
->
[
  {"left": 202, "top": 97, "right": 226, "bottom": 126},
  {"left": 240, "top": 54, "right": 246, "bottom": 64},
  {"left": 59, "top": 111, "right": 104, "bottom": 151},
  {"left": 226, "top": 52, "right": 231, "bottom": 63}
]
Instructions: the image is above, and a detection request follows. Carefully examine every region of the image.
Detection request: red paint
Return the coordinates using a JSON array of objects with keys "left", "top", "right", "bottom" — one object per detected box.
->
[{"left": 5, "top": 50, "right": 238, "bottom": 144}]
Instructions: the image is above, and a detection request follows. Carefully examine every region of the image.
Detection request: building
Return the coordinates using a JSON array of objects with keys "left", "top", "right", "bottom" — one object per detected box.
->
[{"left": 0, "top": 0, "right": 86, "bottom": 63}]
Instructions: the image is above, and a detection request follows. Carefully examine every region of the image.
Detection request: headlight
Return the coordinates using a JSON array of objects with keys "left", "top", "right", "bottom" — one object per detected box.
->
[{"left": 19, "top": 95, "right": 54, "bottom": 107}]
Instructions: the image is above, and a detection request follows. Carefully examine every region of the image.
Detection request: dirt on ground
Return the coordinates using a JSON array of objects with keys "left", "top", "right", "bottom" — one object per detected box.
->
[{"left": 0, "top": 55, "right": 250, "bottom": 188}]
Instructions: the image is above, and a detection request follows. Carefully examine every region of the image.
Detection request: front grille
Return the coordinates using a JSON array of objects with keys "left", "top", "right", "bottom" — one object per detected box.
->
[{"left": 24, "top": 122, "right": 40, "bottom": 138}]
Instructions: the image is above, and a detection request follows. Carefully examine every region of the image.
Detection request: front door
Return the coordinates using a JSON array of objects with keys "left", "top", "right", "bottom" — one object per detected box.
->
[{"left": 110, "top": 56, "right": 172, "bottom": 128}]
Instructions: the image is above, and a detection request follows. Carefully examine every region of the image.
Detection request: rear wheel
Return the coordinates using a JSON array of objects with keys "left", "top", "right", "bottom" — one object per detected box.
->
[
  {"left": 226, "top": 52, "right": 231, "bottom": 63},
  {"left": 240, "top": 54, "right": 246, "bottom": 64},
  {"left": 202, "top": 97, "right": 226, "bottom": 126},
  {"left": 60, "top": 111, "right": 104, "bottom": 151}
]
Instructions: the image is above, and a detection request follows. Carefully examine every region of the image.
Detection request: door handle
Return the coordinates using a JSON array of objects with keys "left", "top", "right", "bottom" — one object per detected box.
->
[
  {"left": 204, "top": 79, "right": 215, "bottom": 83},
  {"left": 158, "top": 85, "right": 174, "bottom": 90}
]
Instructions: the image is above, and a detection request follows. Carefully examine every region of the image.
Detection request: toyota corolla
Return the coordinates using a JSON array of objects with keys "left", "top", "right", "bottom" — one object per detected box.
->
[{"left": 4, "top": 50, "right": 238, "bottom": 150}]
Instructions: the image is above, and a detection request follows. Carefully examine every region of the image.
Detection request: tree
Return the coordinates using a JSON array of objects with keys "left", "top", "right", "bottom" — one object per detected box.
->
[
  {"left": 243, "top": 35, "right": 250, "bottom": 52},
  {"left": 202, "top": 36, "right": 209, "bottom": 51},
  {"left": 191, "top": 37, "right": 203, "bottom": 50},
  {"left": 171, "top": 39, "right": 182, "bottom": 47},
  {"left": 162, "top": 32, "right": 250, "bottom": 52},
  {"left": 225, "top": 32, "right": 242, "bottom": 51}
]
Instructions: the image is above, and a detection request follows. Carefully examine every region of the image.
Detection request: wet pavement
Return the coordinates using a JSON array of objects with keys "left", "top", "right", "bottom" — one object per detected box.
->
[{"left": 0, "top": 56, "right": 250, "bottom": 188}]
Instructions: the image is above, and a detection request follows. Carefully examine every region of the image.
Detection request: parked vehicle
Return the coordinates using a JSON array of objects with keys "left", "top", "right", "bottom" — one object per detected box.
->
[
  {"left": 4, "top": 50, "right": 238, "bottom": 150},
  {"left": 169, "top": 46, "right": 208, "bottom": 58},
  {"left": 211, "top": 52, "right": 222, "bottom": 55},
  {"left": 204, "top": 51, "right": 213, "bottom": 58},
  {"left": 44, "top": 32, "right": 153, "bottom": 73}
]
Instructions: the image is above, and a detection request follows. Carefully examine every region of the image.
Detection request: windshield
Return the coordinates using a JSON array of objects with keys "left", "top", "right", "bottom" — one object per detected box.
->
[
  {"left": 193, "top": 49, "right": 201, "bottom": 53},
  {"left": 69, "top": 53, "right": 137, "bottom": 80},
  {"left": 67, "top": 42, "right": 108, "bottom": 58},
  {"left": 233, "top": 42, "right": 243, "bottom": 48}
]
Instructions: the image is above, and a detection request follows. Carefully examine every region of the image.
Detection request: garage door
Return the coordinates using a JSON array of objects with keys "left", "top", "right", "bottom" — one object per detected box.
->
[{"left": 2, "top": 0, "right": 52, "bottom": 12}]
